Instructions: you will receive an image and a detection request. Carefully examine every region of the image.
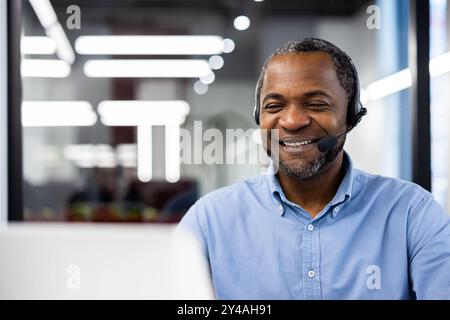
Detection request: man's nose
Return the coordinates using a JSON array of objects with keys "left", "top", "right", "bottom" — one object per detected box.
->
[{"left": 279, "top": 106, "right": 311, "bottom": 131}]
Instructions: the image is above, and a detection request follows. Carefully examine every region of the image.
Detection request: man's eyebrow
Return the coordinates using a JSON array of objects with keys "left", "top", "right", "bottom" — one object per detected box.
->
[
  {"left": 262, "top": 90, "right": 333, "bottom": 104},
  {"left": 303, "top": 90, "right": 333, "bottom": 99},
  {"left": 262, "top": 93, "right": 285, "bottom": 104}
]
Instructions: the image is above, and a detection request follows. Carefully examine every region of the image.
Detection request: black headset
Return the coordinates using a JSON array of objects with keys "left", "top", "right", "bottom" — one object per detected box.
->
[{"left": 253, "top": 38, "right": 367, "bottom": 128}]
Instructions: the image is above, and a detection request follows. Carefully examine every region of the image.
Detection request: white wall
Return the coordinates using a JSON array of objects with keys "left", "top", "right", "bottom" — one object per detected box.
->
[{"left": 0, "top": 0, "right": 7, "bottom": 223}]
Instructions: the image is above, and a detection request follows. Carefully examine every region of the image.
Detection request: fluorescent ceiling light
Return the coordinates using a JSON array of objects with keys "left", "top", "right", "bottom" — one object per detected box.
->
[
  {"left": 28, "top": 0, "right": 57, "bottom": 29},
  {"left": 21, "top": 36, "right": 56, "bottom": 55},
  {"left": 75, "top": 35, "right": 226, "bottom": 55},
  {"left": 165, "top": 124, "right": 181, "bottom": 183},
  {"left": 28, "top": 0, "right": 75, "bottom": 64},
  {"left": 365, "top": 69, "right": 412, "bottom": 101},
  {"left": 429, "top": 52, "right": 450, "bottom": 77},
  {"left": 117, "top": 144, "right": 137, "bottom": 168},
  {"left": 98, "top": 100, "right": 190, "bottom": 126},
  {"left": 64, "top": 145, "right": 95, "bottom": 162},
  {"left": 64, "top": 144, "right": 117, "bottom": 168},
  {"left": 84, "top": 59, "right": 211, "bottom": 78},
  {"left": 98, "top": 102, "right": 189, "bottom": 183},
  {"left": 65, "top": 144, "right": 136, "bottom": 168},
  {"left": 135, "top": 125, "right": 182, "bottom": 183},
  {"left": 95, "top": 144, "right": 117, "bottom": 167},
  {"left": 22, "top": 101, "right": 97, "bottom": 126},
  {"left": 21, "top": 59, "right": 71, "bottom": 78},
  {"left": 137, "top": 126, "right": 152, "bottom": 182},
  {"left": 363, "top": 51, "right": 450, "bottom": 102},
  {"left": 46, "top": 23, "right": 75, "bottom": 64}
]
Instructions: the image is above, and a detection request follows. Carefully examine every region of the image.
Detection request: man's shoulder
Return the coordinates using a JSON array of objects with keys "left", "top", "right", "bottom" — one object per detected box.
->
[
  {"left": 353, "top": 168, "right": 431, "bottom": 201},
  {"left": 180, "top": 175, "right": 269, "bottom": 231}
]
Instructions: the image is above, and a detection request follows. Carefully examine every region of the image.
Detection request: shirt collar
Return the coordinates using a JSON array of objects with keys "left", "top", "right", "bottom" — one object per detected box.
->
[{"left": 267, "top": 151, "right": 355, "bottom": 218}]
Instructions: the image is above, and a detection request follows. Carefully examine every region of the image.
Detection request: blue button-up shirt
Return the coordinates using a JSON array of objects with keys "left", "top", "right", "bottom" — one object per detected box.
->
[{"left": 178, "top": 153, "right": 450, "bottom": 299}]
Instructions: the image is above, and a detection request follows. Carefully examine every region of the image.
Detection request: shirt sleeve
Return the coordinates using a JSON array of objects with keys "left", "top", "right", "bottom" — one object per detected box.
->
[
  {"left": 175, "top": 201, "right": 209, "bottom": 258},
  {"left": 408, "top": 193, "right": 450, "bottom": 299}
]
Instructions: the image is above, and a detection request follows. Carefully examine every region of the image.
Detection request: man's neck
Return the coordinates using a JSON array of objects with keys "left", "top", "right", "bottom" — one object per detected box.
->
[{"left": 276, "top": 152, "right": 345, "bottom": 218}]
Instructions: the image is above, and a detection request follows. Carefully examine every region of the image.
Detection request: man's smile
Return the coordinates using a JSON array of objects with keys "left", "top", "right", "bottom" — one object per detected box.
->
[{"left": 276, "top": 136, "right": 323, "bottom": 155}]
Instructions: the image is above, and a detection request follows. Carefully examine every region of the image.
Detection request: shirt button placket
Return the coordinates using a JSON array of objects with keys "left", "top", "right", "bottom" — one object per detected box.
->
[
  {"left": 278, "top": 204, "right": 284, "bottom": 215},
  {"left": 303, "top": 222, "right": 321, "bottom": 299}
]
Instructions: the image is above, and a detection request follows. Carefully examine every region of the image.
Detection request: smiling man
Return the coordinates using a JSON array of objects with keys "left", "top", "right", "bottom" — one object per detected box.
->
[{"left": 178, "top": 38, "right": 450, "bottom": 299}]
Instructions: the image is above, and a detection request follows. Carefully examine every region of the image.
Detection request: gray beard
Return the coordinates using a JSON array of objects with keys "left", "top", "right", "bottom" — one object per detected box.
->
[{"left": 278, "top": 146, "right": 341, "bottom": 180}]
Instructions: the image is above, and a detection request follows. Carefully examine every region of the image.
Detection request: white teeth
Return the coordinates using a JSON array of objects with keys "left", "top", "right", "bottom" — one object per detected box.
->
[{"left": 283, "top": 140, "right": 312, "bottom": 147}]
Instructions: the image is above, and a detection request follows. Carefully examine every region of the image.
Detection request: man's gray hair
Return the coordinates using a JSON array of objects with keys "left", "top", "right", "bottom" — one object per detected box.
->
[{"left": 255, "top": 38, "right": 356, "bottom": 111}]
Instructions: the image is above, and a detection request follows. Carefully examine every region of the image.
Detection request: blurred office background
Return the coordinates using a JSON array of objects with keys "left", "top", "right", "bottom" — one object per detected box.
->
[{"left": 6, "top": 0, "right": 450, "bottom": 222}]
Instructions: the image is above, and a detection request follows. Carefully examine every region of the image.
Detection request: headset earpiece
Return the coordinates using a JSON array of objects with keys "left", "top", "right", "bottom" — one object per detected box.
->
[{"left": 253, "top": 104, "right": 260, "bottom": 125}]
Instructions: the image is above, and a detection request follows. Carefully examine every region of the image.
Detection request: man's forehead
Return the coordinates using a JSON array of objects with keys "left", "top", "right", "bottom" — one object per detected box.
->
[
  {"left": 263, "top": 53, "right": 339, "bottom": 89},
  {"left": 265, "top": 52, "right": 335, "bottom": 77}
]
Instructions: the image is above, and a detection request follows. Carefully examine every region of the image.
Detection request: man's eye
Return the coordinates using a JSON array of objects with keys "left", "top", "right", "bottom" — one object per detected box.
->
[
  {"left": 307, "top": 103, "right": 329, "bottom": 108},
  {"left": 264, "top": 104, "right": 283, "bottom": 109}
]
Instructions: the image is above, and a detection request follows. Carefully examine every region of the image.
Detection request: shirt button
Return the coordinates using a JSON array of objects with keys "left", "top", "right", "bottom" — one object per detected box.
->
[
  {"left": 307, "top": 224, "right": 314, "bottom": 231},
  {"left": 307, "top": 270, "right": 315, "bottom": 278},
  {"left": 278, "top": 204, "right": 284, "bottom": 214}
]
